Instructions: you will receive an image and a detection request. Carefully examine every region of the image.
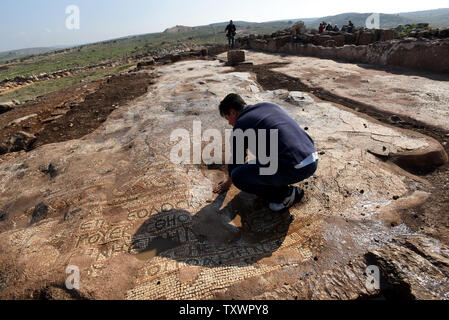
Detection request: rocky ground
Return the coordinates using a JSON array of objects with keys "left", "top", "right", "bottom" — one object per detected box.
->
[
  {"left": 0, "top": 50, "right": 447, "bottom": 300},
  {"left": 223, "top": 51, "right": 449, "bottom": 245},
  {"left": 239, "top": 52, "right": 449, "bottom": 130}
]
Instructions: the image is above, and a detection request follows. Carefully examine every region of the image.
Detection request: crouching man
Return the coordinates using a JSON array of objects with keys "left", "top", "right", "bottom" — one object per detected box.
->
[{"left": 213, "top": 93, "right": 318, "bottom": 212}]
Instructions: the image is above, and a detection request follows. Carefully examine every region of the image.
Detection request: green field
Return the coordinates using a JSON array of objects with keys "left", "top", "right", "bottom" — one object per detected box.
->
[
  {"left": 0, "top": 21, "right": 291, "bottom": 82},
  {"left": 0, "top": 32, "right": 213, "bottom": 81},
  {"left": 0, "top": 64, "right": 135, "bottom": 104},
  {"left": 0, "top": 47, "right": 64, "bottom": 65}
]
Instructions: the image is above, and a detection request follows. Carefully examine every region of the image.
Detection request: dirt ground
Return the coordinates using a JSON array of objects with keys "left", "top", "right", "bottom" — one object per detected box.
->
[
  {"left": 0, "top": 56, "right": 447, "bottom": 246},
  {"left": 0, "top": 72, "right": 156, "bottom": 156},
  {"left": 0, "top": 53, "right": 221, "bottom": 156},
  {"left": 231, "top": 61, "right": 449, "bottom": 245}
]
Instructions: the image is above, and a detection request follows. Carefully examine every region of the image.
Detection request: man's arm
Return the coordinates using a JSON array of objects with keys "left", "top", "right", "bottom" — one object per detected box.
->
[
  {"left": 214, "top": 130, "right": 238, "bottom": 194},
  {"left": 213, "top": 126, "right": 248, "bottom": 194}
]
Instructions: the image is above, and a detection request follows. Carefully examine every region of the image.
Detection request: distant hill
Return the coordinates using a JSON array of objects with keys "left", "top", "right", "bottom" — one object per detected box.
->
[
  {"left": 305, "top": 8, "right": 449, "bottom": 29},
  {"left": 304, "top": 13, "right": 416, "bottom": 29},
  {"left": 398, "top": 8, "right": 449, "bottom": 27},
  {"left": 164, "top": 25, "right": 198, "bottom": 33},
  {"left": 164, "top": 20, "right": 295, "bottom": 35},
  {"left": 162, "top": 8, "right": 448, "bottom": 37},
  {"left": 0, "top": 47, "right": 63, "bottom": 64}
]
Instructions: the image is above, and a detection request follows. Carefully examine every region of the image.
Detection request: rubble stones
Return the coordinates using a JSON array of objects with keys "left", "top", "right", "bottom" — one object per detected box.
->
[
  {"left": 41, "top": 115, "right": 64, "bottom": 124},
  {"left": 417, "top": 23, "right": 430, "bottom": 29},
  {"left": 8, "top": 114, "right": 38, "bottom": 126},
  {"left": 0, "top": 102, "right": 14, "bottom": 114},
  {"left": 137, "top": 58, "right": 155, "bottom": 69},
  {"left": 290, "top": 21, "right": 306, "bottom": 35},
  {"left": 170, "top": 54, "right": 182, "bottom": 63},
  {"left": 439, "top": 28, "right": 449, "bottom": 38},
  {"left": 0, "top": 131, "right": 36, "bottom": 154},
  {"left": 40, "top": 163, "right": 58, "bottom": 179},
  {"left": 31, "top": 203, "right": 49, "bottom": 224},
  {"left": 285, "top": 91, "right": 315, "bottom": 107}
]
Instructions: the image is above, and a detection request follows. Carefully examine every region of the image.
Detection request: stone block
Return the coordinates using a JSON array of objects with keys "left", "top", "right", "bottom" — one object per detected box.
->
[{"left": 227, "top": 50, "right": 245, "bottom": 65}]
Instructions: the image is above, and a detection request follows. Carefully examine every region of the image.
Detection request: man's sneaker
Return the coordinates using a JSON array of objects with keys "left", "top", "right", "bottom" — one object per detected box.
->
[
  {"left": 295, "top": 187, "right": 305, "bottom": 203},
  {"left": 269, "top": 187, "right": 297, "bottom": 212}
]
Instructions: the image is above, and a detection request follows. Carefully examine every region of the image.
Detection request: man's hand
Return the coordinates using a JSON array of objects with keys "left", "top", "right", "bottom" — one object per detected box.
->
[{"left": 213, "top": 177, "right": 232, "bottom": 194}]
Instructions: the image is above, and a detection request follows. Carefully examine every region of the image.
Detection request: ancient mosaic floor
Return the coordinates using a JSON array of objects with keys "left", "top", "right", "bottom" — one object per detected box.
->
[{"left": 0, "top": 57, "right": 447, "bottom": 299}]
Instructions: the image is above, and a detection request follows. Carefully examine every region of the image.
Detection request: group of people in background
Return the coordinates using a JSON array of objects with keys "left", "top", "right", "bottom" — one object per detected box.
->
[
  {"left": 319, "top": 21, "right": 339, "bottom": 33},
  {"left": 318, "top": 20, "right": 354, "bottom": 33},
  {"left": 225, "top": 19, "right": 357, "bottom": 49}
]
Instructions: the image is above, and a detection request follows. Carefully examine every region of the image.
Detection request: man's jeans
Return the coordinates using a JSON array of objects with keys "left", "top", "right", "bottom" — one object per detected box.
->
[
  {"left": 227, "top": 36, "right": 235, "bottom": 49},
  {"left": 231, "top": 161, "right": 318, "bottom": 203}
]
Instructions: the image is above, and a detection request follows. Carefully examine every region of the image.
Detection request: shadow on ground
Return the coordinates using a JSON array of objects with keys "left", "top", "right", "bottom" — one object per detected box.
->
[{"left": 131, "top": 192, "right": 293, "bottom": 267}]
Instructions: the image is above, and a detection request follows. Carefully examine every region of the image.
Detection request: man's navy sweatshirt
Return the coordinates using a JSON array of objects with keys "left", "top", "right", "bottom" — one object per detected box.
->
[{"left": 228, "top": 102, "right": 316, "bottom": 174}]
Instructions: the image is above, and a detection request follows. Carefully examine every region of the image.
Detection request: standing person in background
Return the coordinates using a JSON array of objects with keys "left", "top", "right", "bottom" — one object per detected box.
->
[
  {"left": 348, "top": 20, "right": 354, "bottom": 33},
  {"left": 318, "top": 23, "right": 325, "bottom": 33},
  {"left": 225, "top": 20, "right": 237, "bottom": 49}
]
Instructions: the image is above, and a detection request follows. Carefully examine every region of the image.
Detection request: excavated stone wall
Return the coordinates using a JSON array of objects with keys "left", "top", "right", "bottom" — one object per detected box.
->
[{"left": 237, "top": 36, "right": 449, "bottom": 73}]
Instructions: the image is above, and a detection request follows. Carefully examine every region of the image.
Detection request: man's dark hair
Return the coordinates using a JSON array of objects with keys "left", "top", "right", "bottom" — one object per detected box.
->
[{"left": 219, "top": 93, "right": 246, "bottom": 117}]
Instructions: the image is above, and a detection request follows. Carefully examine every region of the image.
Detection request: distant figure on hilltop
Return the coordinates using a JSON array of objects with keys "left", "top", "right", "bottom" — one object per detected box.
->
[
  {"left": 333, "top": 24, "right": 339, "bottom": 32},
  {"left": 326, "top": 23, "right": 333, "bottom": 31},
  {"left": 318, "top": 23, "right": 325, "bottom": 33},
  {"left": 348, "top": 20, "right": 354, "bottom": 33},
  {"left": 225, "top": 20, "right": 237, "bottom": 49}
]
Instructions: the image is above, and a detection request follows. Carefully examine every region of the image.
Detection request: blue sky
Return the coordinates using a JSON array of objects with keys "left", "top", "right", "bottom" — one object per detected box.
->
[{"left": 0, "top": 0, "right": 447, "bottom": 52}]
